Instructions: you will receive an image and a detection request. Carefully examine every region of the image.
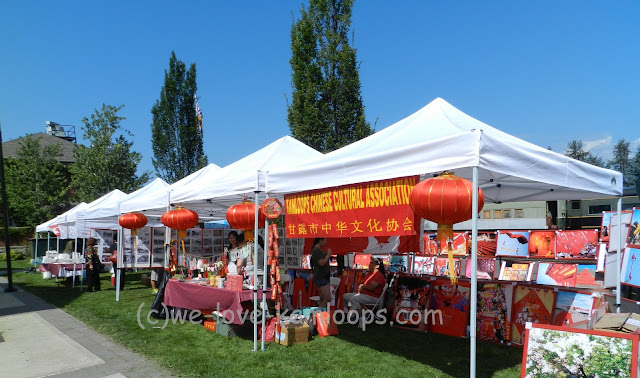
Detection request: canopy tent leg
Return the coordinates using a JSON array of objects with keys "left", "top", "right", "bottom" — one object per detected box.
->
[
  {"left": 470, "top": 166, "right": 479, "bottom": 378},
  {"left": 616, "top": 197, "right": 622, "bottom": 313},
  {"left": 253, "top": 191, "right": 260, "bottom": 352},
  {"left": 35, "top": 232, "right": 39, "bottom": 259},
  {"left": 81, "top": 237, "right": 85, "bottom": 288},
  {"left": 47, "top": 232, "right": 50, "bottom": 251},
  {"left": 261, "top": 192, "right": 269, "bottom": 351},
  {"left": 116, "top": 227, "right": 122, "bottom": 302}
]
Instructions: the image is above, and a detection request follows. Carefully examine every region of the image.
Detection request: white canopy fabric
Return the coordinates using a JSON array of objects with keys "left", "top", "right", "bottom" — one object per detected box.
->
[
  {"left": 49, "top": 202, "right": 90, "bottom": 239},
  {"left": 36, "top": 202, "right": 88, "bottom": 233},
  {"left": 267, "top": 98, "right": 623, "bottom": 201},
  {"left": 57, "top": 190, "right": 127, "bottom": 238},
  {"left": 119, "top": 163, "right": 222, "bottom": 215},
  {"left": 169, "top": 136, "right": 323, "bottom": 215},
  {"left": 72, "top": 178, "right": 170, "bottom": 235}
]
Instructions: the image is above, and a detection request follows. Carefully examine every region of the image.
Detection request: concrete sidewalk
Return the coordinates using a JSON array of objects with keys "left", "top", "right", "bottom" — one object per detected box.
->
[{"left": 0, "top": 277, "right": 173, "bottom": 378}]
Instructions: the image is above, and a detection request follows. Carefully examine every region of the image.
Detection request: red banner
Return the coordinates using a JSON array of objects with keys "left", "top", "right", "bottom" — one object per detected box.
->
[{"left": 285, "top": 176, "right": 419, "bottom": 238}]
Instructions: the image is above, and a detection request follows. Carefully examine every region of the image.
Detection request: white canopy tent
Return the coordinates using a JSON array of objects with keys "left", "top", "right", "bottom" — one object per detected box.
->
[
  {"left": 119, "top": 163, "right": 222, "bottom": 216},
  {"left": 266, "top": 98, "right": 624, "bottom": 377},
  {"left": 34, "top": 202, "right": 88, "bottom": 255},
  {"left": 154, "top": 136, "right": 323, "bottom": 352}
]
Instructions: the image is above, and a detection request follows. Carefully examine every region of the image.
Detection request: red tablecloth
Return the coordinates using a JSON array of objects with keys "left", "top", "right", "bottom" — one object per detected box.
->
[
  {"left": 164, "top": 279, "right": 269, "bottom": 325},
  {"left": 39, "top": 263, "right": 85, "bottom": 277}
]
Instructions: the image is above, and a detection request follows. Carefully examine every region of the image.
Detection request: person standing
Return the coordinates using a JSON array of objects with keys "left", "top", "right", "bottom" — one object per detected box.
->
[
  {"left": 85, "top": 238, "right": 102, "bottom": 292},
  {"left": 311, "top": 238, "right": 332, "bottom": 308},
  {"left": 109, "top": 234, "right": 125, "bottom": 291}
]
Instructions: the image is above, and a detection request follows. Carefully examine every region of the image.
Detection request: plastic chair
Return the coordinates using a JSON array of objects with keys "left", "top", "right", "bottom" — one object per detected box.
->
[
  {"left": 360, "top": 274, "right": 395, "bottom": 330},
  {"left": 280, "top": 273, "right": 293, "bottom": 310},
  {"left": 310, "top": 277, "right": 341, "bottom": 307}
]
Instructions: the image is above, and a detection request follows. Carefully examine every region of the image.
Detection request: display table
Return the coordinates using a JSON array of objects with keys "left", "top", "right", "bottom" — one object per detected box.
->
[
  {"left": 39, "top": 263, "right": 85, "bottom": 277},
  {"left": 164, "top": 279, "right": 270, "bottom": 325}
]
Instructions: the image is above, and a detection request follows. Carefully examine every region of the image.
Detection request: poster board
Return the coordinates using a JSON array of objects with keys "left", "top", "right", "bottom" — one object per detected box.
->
[
  {"left": 536, "top": 263, "right": 577, "bottom": 287},
  {"left": 434, "top": 257, "right": 461, "bottom": 277},
  {"left": 496, "top": 230, "right": 530, "bottom": 257},
  {"left": 555, "top": 230, "right": 598, "bottom": 259},
  {"left": 528, "top": 231, "right": 556, "bottom": 258},
  {"left": 499, "top": 261, "right": 533, "bottom": 282},
  {"left": 91, "top": 229, "right": 115, "bottom": 264},
  {"left": 120, "top": 228, "right": 152, "bottom": 268},
  {"left": 476, "top": 282, "right": 513, "bottom": 343},
  {"left": 551, "top": 290, "right": 596, "bottom": 326},
  {"left": 628, "top": 208, "right": 640, "bottom": 248},
  {"left": 521, "top": 323, "right": 638, "bottom": 378},
  {"left": 413, "top": 256, "right": 436, "bottom": 275},
  {"left": 609, "top": 212, "right": 633, "bottom": 252},
  {"left": 391, "top": 275, "right": 433, "bottom": 332},
  {"left": 472, "top": 232, "right": 497, "bottom": 257},
  {"left": 465, "top": 257, "right": 496, "bottom": 280},
  {"left": 511, "top": 285, "right": 556, "bottom": 345},
  {"left": 622, "top": 247, "right": 640, "bottom": 288},
  {"left": 428, "top": 279, "right": 471, "bottom": 338}
]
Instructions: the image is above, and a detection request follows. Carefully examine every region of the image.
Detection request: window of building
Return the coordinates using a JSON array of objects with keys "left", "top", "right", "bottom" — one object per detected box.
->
[
  {"left": 503, "top": 209, "right": 512, "bottom": 218},
  {"left": 571, "top": 201, "right": 581, "bottom": 210},
  {"left": 493, "top": 210, "right": 502, "bottom": 219},
  {"left": 588, "top": 204, "right": 611, "bottom": 215},
  {"left": 483, "top": 210, "right": 491, "bottom": 219},
  {"left": 514, "top": 209, "right": 524, "bottom": 218}
]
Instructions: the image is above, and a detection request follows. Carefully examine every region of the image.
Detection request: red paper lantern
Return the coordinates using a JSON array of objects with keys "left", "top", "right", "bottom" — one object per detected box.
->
[
  {"left": 118, "top": 212, "right": 148, "bottom": 236},
  {"left": 226, "top": 201, "right": 265, "bottom": 231},
  {"left": 161, "top": 207, "right": 199, "bottom": 239},
  {"left": 409, "top": 172, "right": 484, "bottom": 282}
]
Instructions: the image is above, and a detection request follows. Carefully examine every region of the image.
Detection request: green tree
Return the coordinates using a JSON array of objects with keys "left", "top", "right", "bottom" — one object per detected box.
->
[
  {"left": 608, "top": 139, "right": 634, "bottom": 185},
  {"left": 287, "top": 0, "right": 373, "bottom": 153},
  {"left": 4, "top": 135, "right": 71, "bottom": 226},
  {"left": 70, "top": 104, "right": 150, "bottom": 202},
  {"left": 564, "top": 139, "right": 605, "bottom": 167},
  {"left": 565, "top": 140, "right": 589, "bottom": 161},
  {"left": 151, "top": 51, "right": 207, "bottom": 183}
]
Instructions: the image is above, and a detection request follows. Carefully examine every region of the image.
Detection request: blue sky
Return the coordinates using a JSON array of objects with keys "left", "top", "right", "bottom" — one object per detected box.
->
[{"left": 1, "top": 1, "right": 638, "bottom": 181}]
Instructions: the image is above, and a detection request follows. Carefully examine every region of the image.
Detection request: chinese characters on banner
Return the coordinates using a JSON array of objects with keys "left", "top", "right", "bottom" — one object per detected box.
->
[{"left": 284, "top": 176, "right": 419, "bottom": 238}]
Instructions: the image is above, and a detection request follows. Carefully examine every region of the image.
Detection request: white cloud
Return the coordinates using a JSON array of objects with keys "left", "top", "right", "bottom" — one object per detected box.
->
[{"left": 584, "top": 136, "right": 612, "bottom": 152}]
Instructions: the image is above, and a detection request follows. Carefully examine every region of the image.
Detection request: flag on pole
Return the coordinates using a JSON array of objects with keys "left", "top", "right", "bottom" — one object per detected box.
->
[{"left": 194, "top": 95, "right": 203, "bottom": 135}]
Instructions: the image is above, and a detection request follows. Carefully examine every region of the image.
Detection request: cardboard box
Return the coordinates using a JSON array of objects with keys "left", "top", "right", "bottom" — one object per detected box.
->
[
  {"left": 594, "top": 313, "right": 640, "bottom": 334},
  {"left": 276, "top": 321, "right": 309, "bottom": 346}
]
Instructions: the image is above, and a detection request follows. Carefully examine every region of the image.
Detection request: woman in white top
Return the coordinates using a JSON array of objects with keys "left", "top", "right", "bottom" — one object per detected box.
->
[{"left": 225, "top": 231, "right": 241, "bottom": 275}]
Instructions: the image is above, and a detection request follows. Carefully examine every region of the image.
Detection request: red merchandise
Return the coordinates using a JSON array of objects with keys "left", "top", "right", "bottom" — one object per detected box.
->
[
  {"left": 315, "top": 311, "right": 338, "bottom": 337},
  {"left": 428, "top": 279, "right": 471, "bottom": 338},
  {"left": 227, "top": 274, "right": 243, "bottom": 292}
]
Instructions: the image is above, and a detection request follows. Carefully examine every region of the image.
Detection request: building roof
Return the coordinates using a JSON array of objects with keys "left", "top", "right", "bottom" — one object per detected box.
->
[{"left": 2, "top": 132, "right": 77, "bottom": 164}]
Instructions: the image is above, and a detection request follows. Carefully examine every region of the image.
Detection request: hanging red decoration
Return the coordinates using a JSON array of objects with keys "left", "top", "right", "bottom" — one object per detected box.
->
[
  {"left": 161, "top": 207, "right": 199, "bottom": 239},
  {"left": 161, "top": 207, "right": 199, "bottom": 267},
  {"left": 226, "top": 200, "right": 265, "bottom": 231},
  {"left": 118, "top": 212, "right": 148, "bottom": 236},
  {"left": 409, "top": 172, "right": 485, "bottom": 283}
]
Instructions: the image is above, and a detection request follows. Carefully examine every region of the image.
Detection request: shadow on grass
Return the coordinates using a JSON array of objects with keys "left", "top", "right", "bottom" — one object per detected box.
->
[{"left": 334, "top": 322, "right": 522, "bottom": 378}]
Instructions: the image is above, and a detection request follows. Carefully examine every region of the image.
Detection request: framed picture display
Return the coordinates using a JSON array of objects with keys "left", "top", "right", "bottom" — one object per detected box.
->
[
  {"left": 391, "top": 275, "right": 433, "bottom": 332},
  {"left": 496, "top": 230, "right": 530, "bottom": 257},
  {"left": 528, "top": 231, "right": 556, "bottom": 259},
  {"left": 555, "top": 230, "right": 598, "bottom": 259},
  {"left": 521, "top": 323, "right": 638, "bottom": 378},
  {"left": 536, "top": 262, "right": 577, "bottom": 287},
  {"left": 472, "top": 232, "right": 497, "bottom": 257},
  {"left": 464, "top": 257, "right": 496, "bottom": 280},
  {"left": 476, "top": 282, "right": 514, "bottom": 343},
  {"left": 627, "top": 208, "right": 640, "bottom": 248},
  {"left": 511, "top": 285, "right": 556, "bottom": 345}
]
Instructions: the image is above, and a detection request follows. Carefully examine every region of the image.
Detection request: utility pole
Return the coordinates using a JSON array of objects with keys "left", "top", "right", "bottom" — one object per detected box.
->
[{"left": 0, "top": 121, "right": 16, "bottom": 292}]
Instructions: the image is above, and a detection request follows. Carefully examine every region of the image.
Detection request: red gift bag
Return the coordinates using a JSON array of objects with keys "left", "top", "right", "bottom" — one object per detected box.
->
[{"left": 315, "top": 311, "right": 338, "bottom": 337}]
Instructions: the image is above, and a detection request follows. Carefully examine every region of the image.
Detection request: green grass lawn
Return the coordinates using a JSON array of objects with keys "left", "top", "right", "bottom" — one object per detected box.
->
[{"left": 2, "top": 265, "right": 522, "bottom": 377}]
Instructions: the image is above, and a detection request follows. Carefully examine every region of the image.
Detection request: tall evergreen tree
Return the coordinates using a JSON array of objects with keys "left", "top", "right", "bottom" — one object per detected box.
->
[
  {"left": 4, "top": 135, "right": 71, "bottom": 226},
  {"left": 608, "top": 139, "right": 633, "bottom": 186},
  {"left": 70, "top": 104, "right": 150, "bottom": 202},
  {"left": 564, "top": 139, "right": 605, "bottom": 167},
  {"left": 151, "top": 51, "right": 207, "bottom": 183},
  {"left": 565, "top": 140, "right": 589, "bottom": 161},
  {"left": 288, "top": 0, "right": 373, "bottom": 153},
  {"left": 632, "top": 145, "right": 640, "bottom": 186}
]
